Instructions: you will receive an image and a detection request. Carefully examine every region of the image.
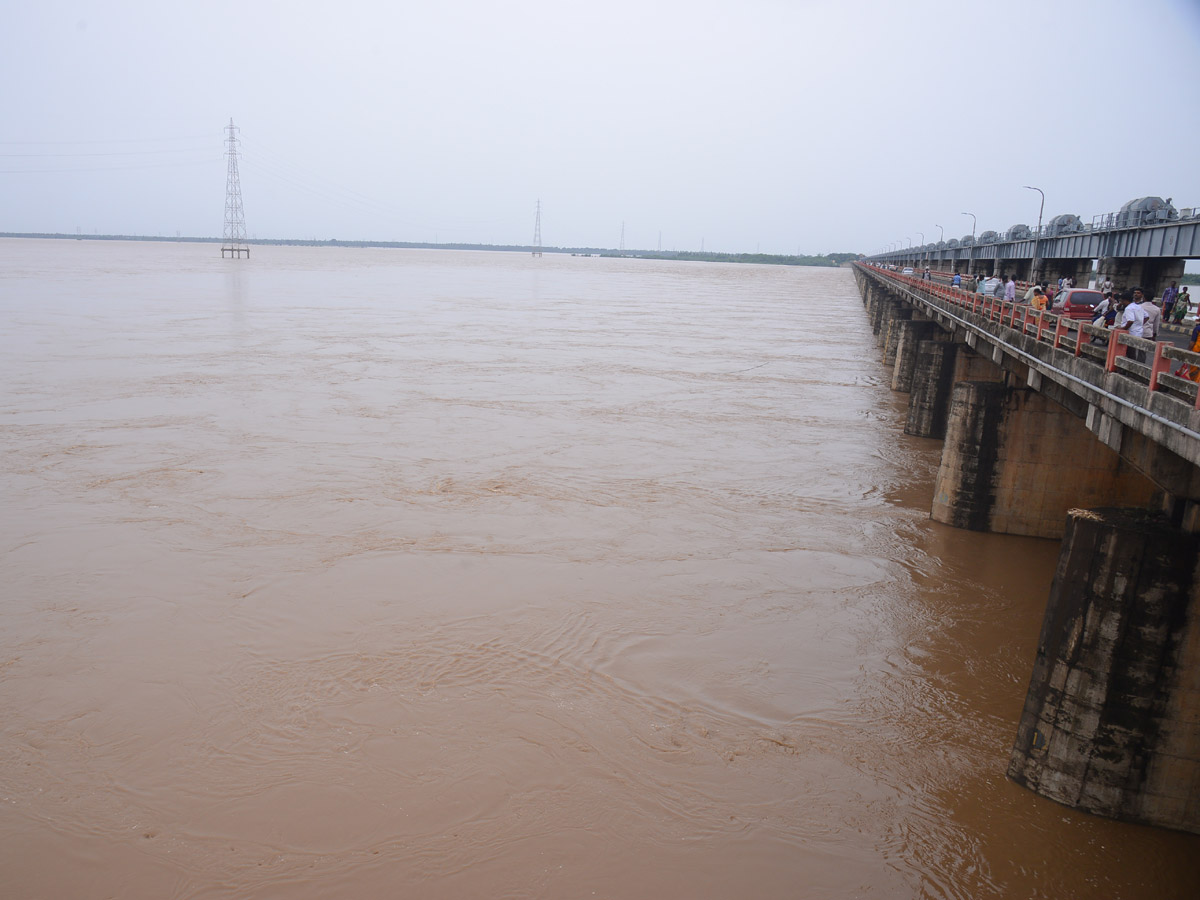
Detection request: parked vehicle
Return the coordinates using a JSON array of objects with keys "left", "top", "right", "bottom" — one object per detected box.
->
[
  {"left": 902, "top": 267, "right": 915, "bottom": 275},
  {"left": 1051, "top": 288, "right": 1104, "bottom": 320},
  {"left": 975, "top": 277, "right": 1002, "bottom": 297}
]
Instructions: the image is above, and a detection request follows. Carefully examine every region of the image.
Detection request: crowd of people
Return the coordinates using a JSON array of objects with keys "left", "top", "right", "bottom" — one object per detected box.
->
[{"left": 954, "top": 271, "right": 1192, "bottom": 329}]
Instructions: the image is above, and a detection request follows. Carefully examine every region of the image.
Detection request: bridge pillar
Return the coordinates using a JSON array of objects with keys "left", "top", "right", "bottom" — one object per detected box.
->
[
  {"left": 871, "top": 291, "right": 900, "bottom": 338},
  {"left": 1099, "top": 257, "right": 1186, "bottom": 300},
  {"left": 931, "top": 381, "right": 1158, "bottom": 537},
  {"left": 891, "top": 320, "right": 939, "bottom": 392},
  {"left": 1045, "top": 259, "right": 1095, "bottom": 289},
  {"left": 882, "top": 307, "right": 913, "bottom": 366},
  {"left": 862, "top": 279, "right": 884, "bottom": 314},
  {"left": 1008, "top": 508, "right": 1200, "bottom": 834},
  {"left": 874, "top": 296, "right": 904, "bottom": 345},
  {"left": 904, "top": 340, "right": 958, "bottom": 438}
]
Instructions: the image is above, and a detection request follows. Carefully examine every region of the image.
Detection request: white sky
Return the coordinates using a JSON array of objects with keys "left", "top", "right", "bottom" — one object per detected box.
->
[{"left": 4, "top": 0, "right": 1199, "bottom": 254}]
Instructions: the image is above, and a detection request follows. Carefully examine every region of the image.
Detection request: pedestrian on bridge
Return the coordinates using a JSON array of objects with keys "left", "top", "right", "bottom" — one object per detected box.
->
[
  {"left": 1004, "top": 276, "right": 1016, "bottom": 303},
  {"left": 1162, "top": 281, "right": 1179, "bottom": 320},
  {"left": 1139, "top": 289, "right": 1162, "bottom": 340},
  {"left": 1173, "top": 287, "right": 1191, "bottom": 324},
  {"left": 1116, "top": 291, "right": 1148, "bottom": 362}
]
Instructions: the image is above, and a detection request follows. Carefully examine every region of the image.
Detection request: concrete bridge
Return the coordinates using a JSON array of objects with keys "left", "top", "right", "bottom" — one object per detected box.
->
[
  {"left": 869, "top": 196, "right": 1199, "bottom": 300},
  {"left": 854, "top": 262, "right": 1200, "bottom": 835}
]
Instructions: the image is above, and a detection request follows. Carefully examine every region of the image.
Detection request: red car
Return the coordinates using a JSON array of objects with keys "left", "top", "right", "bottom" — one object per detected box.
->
[{"left": 1052, "top": 288, "right": 1104, "bottom": 320}]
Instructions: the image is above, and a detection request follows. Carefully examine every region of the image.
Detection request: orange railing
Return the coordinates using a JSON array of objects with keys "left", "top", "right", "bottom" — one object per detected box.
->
[{"left": 859, "top": 263, "right": 1200, "bottom": 410}]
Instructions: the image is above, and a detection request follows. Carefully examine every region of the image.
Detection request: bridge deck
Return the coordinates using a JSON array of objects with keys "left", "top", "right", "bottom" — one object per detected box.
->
[{"left": 857, "top": 264, "right": 1200, "bottom": 472}]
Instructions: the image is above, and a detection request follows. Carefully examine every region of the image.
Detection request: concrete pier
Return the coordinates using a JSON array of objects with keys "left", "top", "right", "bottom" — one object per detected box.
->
[
  {"left": 1008, "top": 508, "right": 1200, "bottom": 832},
  {"left": 904, "top": 340, "right": 958, "bottom": 439},
  {"left": 931, "top": 382, "right": 1158, "bottom": 538},
  {"left": 890, "top": 319, "right": 939, "bottom": 393}
]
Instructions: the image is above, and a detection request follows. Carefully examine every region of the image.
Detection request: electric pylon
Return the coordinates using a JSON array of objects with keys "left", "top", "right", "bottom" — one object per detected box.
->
[
  {"left": 532, "top": 199, "right": 542, "bottom": 257},
  {"left": 221, "top": 118, "right": 249, "bottom": 258}
]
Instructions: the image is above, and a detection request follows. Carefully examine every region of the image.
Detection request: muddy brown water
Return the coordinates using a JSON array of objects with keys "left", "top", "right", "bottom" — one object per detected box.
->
[{"left": 1, "top": 240, "right": 1197, "bottom": 898}]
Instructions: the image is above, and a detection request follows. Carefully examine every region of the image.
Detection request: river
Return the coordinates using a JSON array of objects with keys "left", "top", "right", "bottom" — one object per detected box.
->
[{"left": 1, "top": 239, "right": 1196, "bottom": 898}]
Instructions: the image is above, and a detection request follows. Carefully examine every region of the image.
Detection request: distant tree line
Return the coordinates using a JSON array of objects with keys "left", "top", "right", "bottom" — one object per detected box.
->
[
  {"left": 0, "top": 232, "right": 863, "bottom": 266},
  {"left": 601, "top": 250, "right": 860, "bottom": 267}
]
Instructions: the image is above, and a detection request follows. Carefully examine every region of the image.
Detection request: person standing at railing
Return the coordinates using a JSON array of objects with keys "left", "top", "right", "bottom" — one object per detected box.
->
[
  {"left": 1004, "top": 276, "right": 1016, "bottom": 303},
  {"left": 1162, "top": 281, "right": 1179, "bottom": 321},
  {"left": 952, "top": 270, "right": 962, "bottom": 288},
  {"left": 1031, "top": 287, "right": 1047, "bottom": 311}
]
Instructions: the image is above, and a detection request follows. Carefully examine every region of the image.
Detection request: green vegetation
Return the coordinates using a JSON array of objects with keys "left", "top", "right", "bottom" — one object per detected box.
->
[
  {"left": 598, "top": 250, "right": 860, "bottom": 267},
  {"left": 0, "top": 232, "right": 862, "bottom": 266}
]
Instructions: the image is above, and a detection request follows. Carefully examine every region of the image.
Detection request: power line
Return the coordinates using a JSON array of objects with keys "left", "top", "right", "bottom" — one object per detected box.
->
[
  {"left": 0, "top": 134, "right": 214, "bottom": 146},
  {"left": 0, "top": 158, "right": 219, "bottom": 175},
  {"left": 0, "top": 148, "right": 212, "bottom": 158}
]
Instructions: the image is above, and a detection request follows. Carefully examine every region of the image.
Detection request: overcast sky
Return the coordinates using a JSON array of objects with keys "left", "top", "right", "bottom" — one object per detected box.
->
[{"left": 4, "top": 0, "right": 1199, "bottom": 255}]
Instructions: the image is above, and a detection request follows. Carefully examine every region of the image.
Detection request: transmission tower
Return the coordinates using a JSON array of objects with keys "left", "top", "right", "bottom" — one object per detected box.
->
[
  {"left": 221, "top": 118, "right": 249, "bottom": 258},
  {"left": 532, "top": 199, "right": 542, "bottom": 257}
]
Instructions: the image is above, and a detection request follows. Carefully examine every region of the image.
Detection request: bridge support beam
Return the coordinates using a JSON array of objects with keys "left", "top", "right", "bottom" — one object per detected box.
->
[
  {"left": 931, "top": 381, "right": 1158, "bottom": 538},
  {"left": 1008, "top": 508, "right": 1200, "bottom": 834}
]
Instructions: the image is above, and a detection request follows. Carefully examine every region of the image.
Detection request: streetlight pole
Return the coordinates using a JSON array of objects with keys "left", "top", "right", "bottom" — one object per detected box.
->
[
  {"left": 1024, "top": 185, "right": 1044, "bottom": 284},
  {"left": 935, "top": 224, "right": 943, "bottom": 243},
  {"left": 962, "top": 212, "right": 976, "bottom": 275}
]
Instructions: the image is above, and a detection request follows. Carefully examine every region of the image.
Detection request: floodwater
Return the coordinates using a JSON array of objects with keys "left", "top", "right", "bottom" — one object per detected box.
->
[{"left": 1, "top": 239, "right": 1196, "bottom": 899}]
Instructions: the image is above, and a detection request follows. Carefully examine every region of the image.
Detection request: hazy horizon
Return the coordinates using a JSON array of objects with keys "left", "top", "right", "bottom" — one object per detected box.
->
[{"left": 5, "top": 1, "right": 1199, "bottom": 257}]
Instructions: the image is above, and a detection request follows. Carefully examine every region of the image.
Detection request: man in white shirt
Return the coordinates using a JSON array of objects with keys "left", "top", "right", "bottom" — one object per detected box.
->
[
  {"left": 1138, "top": 288, "right": 1161, "bottom": 340},
  {"left": 1119, "top": 295, "right": 1146, "bottom": 336},
  {"left": 1004, "top": 276, "right": 1016, "bottom": 303},
  {"left": 1118, "top": 293, "right": 1148, "bottom": 361}
]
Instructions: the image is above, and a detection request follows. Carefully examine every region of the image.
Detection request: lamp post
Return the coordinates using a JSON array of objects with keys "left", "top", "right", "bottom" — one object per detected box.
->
[
  {"left": 962, "top": 212, "right": 976, "bottom": 275},
  {"left": 1024, "top": 185, "right": 1044, "bottom": 283},
  {"left": 935, "top": 224, "right": 943, "bottom": 243}
]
